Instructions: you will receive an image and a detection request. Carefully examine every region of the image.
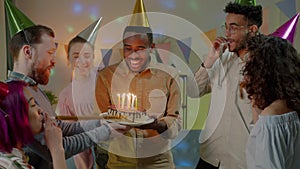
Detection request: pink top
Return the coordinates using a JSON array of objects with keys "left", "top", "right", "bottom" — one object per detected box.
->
[{"left": 57, "top": 70, "right": 96, "bottom": 117}]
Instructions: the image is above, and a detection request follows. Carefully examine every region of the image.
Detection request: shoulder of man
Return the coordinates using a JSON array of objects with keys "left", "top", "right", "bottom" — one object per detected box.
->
[
  {"left": 151, "top": 62, "right": 179, "bottom": 78},
  {"left": 97, "top": 62, "right": 120, "bottom": 74}
]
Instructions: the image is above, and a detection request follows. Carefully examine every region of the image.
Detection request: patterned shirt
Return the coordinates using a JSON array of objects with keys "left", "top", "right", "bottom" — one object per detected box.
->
[{"left": 0, "top": 148, "right": 34, "bottom": 169}]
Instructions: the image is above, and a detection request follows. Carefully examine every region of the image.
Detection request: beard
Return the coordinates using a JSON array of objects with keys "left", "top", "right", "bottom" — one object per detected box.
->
[
  {"left": 230, "top": 37, "right": 247, "bottom": 53},
  {"left": 231, "top": 41, "right": 246, "bottom": 53},
  {"left": 30, "top": 62, "right": 51, "bottom": 85}
]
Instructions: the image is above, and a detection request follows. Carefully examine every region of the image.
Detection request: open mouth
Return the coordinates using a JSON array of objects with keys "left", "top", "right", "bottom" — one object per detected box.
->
[{"left": 129, "top": 59, "right": 142, "bottom": 68}]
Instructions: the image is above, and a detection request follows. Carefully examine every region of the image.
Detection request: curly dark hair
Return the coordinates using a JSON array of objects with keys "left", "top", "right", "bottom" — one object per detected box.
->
[
  {"left": 224, "top": 2, "right": 263, "bottom": 28},
  {"left": 242, "top": 35, "right": 300, "bottom": 115}
]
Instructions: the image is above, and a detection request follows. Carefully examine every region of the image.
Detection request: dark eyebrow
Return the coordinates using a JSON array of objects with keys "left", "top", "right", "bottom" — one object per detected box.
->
[
  {"left": 28, "top": 97, "right": 34, "bottom": 103},
  {"left": 228, "top": 23, "right": 239, "bottom": 26}
]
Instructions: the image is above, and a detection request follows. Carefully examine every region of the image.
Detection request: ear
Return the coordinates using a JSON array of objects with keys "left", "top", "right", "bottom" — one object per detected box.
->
[
  {"left": 248, "top": 25, "right": 259, "bottom": 36},
  {"left": 23, "top": 45, "right": 32, "bottom": 59},
  {"left": 149, "top": 43, "right": 155, "bottom": 53}
]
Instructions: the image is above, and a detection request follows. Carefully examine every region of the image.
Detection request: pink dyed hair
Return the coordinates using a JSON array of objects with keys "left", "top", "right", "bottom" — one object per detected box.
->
[{"left": 0, "top": 81, "right": 34, "bottom": 152}]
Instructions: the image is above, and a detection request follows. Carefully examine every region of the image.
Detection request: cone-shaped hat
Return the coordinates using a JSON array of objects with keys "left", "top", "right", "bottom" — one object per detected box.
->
[
  {"left": 4, "top": 0, "right": 35, "bottom": 37},
  {"left": 269, "top": 13, "right": 299, "bottom": 44},
  {"left": 235, "top": 0, "right": 256, "bottom": 6},
  {"left": 77, "top": 17, "right": 102, "bottom": 45},
  {"left": 129, "top": 0, "right": 150, "bottom": 27}
]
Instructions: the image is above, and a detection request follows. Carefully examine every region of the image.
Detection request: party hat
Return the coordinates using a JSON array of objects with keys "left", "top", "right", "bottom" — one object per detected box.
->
[
  {"left": 269, "top": 13, "right": 299, "bottom": 44},
  {"left": 4, "top": 0, "right": 35, "bottom": 37},
  {"left": 77, "top": 17, "right": 102, "bottom": 45},
  {"left": 128, "top": 0, "right": 150, "bottom": 27},
  {"left": 235, "top": 0, "right": 256, "bottom": 6}
]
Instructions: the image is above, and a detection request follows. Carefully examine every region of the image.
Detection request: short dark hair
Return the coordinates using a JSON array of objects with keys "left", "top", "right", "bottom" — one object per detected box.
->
[
  {"left": 67, "top": 36, "right": 94, "bottom": 60},
  {"left": 224, "top": 2, "right": 263, "bottom": 28},
  {"left": 242, "top": 35, "right": 300, "bottom": 114},
  {"left": 8, "top": 25, "right": 55, "bottom": 61},
  {"left": 123, "top": 26, "right": 153, "bottom": 45}
]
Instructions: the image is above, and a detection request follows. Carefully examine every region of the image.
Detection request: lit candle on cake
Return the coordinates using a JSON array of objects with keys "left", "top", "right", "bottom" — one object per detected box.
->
[
  {"left": 117, "top": 93, "right": 120, "bottom": 109},
  {"left": 127, "top": 93, "right": 131, "bottom": 109},
  {"left": 131, "top": 95, "right": 136, "bottom": 109},
  {"left": 135, "top": 96, "right": 138, "bottom": 110},
  {"left": 121, "top": 93, "right": 125, "bottom": 109}
]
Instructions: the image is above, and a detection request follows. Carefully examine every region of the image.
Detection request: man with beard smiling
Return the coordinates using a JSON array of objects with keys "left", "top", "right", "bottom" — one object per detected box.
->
[
  {"left": 187, "top": 2, "right": 262, "bottom": 169},
  {"left": 6, "top": 25, "right": 130, "bottom": 169}
]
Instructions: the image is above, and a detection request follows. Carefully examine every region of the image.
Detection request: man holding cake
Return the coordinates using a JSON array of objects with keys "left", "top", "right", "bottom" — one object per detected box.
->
[{"left": 94, "top": 0, "right": 182, "bottom": 168}]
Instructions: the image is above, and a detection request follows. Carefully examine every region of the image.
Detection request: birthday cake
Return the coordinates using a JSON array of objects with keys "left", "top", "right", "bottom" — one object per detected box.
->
[
  {"left": 105, "top": 93, "right": 150, "bottom": 124},
  {"left": 106, "top": 105, "right": 149, "bottom": 123}
]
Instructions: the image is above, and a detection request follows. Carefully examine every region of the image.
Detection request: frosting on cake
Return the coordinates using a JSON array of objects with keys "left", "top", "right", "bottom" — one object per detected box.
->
[{"left": 107, "top": 105, "right": 149, "bottom": 123}]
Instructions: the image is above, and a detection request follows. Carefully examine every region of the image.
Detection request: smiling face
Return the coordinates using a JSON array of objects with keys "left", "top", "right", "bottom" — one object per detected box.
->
[
  {"left": 68, "top": 42, "right": 94, "bottom": 79},
  {"left": 225, "top": 13, "right": 249, "bottom": 53},
  {"left": 29, "top": 33, "right": 57, "bottom": 85},
  {"left": 123, "top": 33, "right": 152, "bottom": 73}
]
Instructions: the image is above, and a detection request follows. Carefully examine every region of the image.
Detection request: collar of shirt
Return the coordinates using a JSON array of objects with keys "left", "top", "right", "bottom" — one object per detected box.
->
[{"left": 7, "top": 71, "right": 37, "bottom": 86}]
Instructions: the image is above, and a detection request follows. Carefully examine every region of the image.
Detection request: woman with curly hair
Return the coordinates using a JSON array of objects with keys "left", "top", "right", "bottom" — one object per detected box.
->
[{"left": 242, "top": 35, "right": 300, "bottom": 169}]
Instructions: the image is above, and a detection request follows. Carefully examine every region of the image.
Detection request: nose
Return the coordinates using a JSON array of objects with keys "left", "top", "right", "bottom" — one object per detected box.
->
[
  {"left": 129, "top": 51, "right": 140, "bottom": 58},
  {"left": 50, "top": 58, "right": 56, "bottom": 66},
  {"left": 225, "top": 29, "right": 231, "bottom": 37},
  {"left": 51, "top": 54, "right": 56, "bottom": 65},
  {"left": 38, "top": 109, "right": 43, "bottom": 116}
]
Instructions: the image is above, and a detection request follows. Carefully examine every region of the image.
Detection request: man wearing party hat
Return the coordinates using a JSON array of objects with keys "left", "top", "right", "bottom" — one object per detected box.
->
[
  {"left": 4, "top": 0, "right": 35, "bottom": 72},
  {"left": 56, "top": 18, "right": 103, "bottom": 169},
  {"left": 94, "top": 0, "right": 181, "bottom": 168},
  {"left": 4, "top": 0, "right": 129, "bottom": 168},
  {"left": 187, "top": 1, "right": 262, "bottom": 168}
]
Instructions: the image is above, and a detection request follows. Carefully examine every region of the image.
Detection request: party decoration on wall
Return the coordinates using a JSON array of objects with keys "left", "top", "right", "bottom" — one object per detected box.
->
[
  {"left": 129, "top": 0, "right": 150, "bottom": 27},
  {"left": 269, "top": 13, "right": 299, "bottom": 44},
  {"left": 276, "top": 0, "right": 296, "bottom": 18},
  {"left": 77, "top": 17, "right": 102, "bottom": 45},
  {"left": 4, "top": 0, "right": 35, "bottom": 36},
  {"left": 235, "top": 0, "right": 256, "bottom": 6},
  {"left": 177, "top": 37, "right": 192, "bottom": 64},
  {"left": 155, "top": 42, "right": 171, "bottom": 65},
  {"left": 101, "top": 49, "right": 113, "bottom": 67},
  {"left": 204, "top": 29, "right": 217, "bottom": 43},
  {"left": 152, "top": 48, "right": 163, "bottom": 63}
]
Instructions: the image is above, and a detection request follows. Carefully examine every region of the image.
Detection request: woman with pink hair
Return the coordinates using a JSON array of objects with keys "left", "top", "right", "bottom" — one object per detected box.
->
[{"left": 0, "top": 81, "right": 67, "bottom": 169}]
